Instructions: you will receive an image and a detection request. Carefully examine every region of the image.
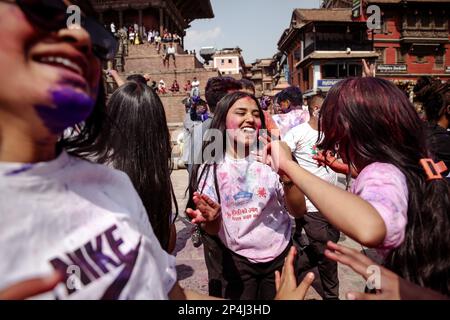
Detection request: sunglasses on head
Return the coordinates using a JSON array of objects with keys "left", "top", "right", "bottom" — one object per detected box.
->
[{"left": 2, "top": 0, "right": 118, "bottom": 60}]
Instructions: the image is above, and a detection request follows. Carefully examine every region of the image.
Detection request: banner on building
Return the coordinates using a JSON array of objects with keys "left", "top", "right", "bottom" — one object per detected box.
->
[
  {"left": 376, "top": 64, "right": 407, "bottom": 73},
  {"left": 317, "top": 79, "right": 341, "bottom": 90}
]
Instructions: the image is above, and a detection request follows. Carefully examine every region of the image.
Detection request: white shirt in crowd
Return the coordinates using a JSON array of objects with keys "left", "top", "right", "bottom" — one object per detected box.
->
[
  {"left": 191, "top": 79, "right": 200, "bottom": 88},
  {"left": 0, "top": 151, "right": 177, "bottom": 299},
  {"left": 284, "top": 122, "right": 338, "bottom": 212},
  {"left": 167, "top": 46, "right": 176, "bottom": 55}
]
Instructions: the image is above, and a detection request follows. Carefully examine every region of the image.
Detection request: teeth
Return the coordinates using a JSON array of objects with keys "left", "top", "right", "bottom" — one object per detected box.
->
[
  {"left": 39, "top": 56, "right": 83, "bottom": 75},
  {"left": 242, "top": 128, "right": 256, "bottom": 133}
]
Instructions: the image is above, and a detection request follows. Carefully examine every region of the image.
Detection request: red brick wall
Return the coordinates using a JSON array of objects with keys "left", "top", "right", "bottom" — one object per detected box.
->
[
  {"left": 124, "top": 44, "right": 203, "bottom": 72},
  {"left": 159, "top": 93, "right": 188, "bottom": 124},
  {"left": 125, "top": 55, "right": 200, "bottom": 72},
  {"left": 374, "top": 7, "right": 450, "bottom": 79},
  {"left": 285, "top": 38, "right": 302, "bottom": 87},
  {"left": 121, "top": 43, "right": 228, "bottom": 123},
  {"left": 120, "top": 68, "right": 218, "bottom": 123}
]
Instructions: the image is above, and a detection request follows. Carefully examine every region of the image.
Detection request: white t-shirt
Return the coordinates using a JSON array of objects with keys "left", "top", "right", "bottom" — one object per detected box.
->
[
  {"left": 167, "top": 46, "right": 176, "bottom": 55},
  {"left": 191, "top": 80, "right": 200, "bottom": 88},
  {"left": 0, "top": 151, "right": 177, "bottom": 299},
  {"left": 198, "top": 155, "right": 291, "bottom": 263},
  {"left": 284, "top": 122, "right": 337, "bottom": 212}
]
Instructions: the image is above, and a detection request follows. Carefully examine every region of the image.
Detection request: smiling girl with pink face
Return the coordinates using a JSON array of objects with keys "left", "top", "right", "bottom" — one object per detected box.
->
[
  {"left": 187, "top": 91, "right": 307, "bottom": 300},
  {"left": 224, "top": 96, "right": 262, "bottom": 158}
]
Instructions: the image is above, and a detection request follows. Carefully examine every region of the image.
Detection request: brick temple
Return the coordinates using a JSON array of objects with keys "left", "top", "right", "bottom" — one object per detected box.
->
[{"left": 92, "top": 0, "right": 219, "bottom": 166}]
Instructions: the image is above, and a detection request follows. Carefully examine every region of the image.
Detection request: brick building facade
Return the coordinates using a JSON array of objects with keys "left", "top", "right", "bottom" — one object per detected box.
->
[
  {"left": 323, "top": 0, "right": 450, "bottom": 83},
  {"left": 248, "top": 58, "right": 277, "bottom": 97},
  {"left": 278, "top": 8, "right": 377, "bottom": 97},
  {"left": 92, "top": 0, "right": 214, "bottom": 38}
]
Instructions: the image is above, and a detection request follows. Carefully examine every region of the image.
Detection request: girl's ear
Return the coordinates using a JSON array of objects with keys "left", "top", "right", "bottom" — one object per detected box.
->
[{"left": 312, "top": 106, "right": 320, "bottom": 118}]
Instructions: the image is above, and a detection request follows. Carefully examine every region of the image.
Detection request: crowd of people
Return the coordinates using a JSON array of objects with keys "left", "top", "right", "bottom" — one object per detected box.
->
[
  {"left": 0, "top": 0, "right": 449, "bottom": 301},
  {"left": 109, "top": 22, "right": 181, "bottom": 48},
  {"left": 110, "top": 22, "right": 181, "bottom": 69},
  {"left": 149, "top": 77, "right": 199, "bottom": 95},
  {"left": 181, "top": 74, "right": 450, "bottom": 300},
  {"left": 108, "top": 73, "right": 199, "bottom": 96}
]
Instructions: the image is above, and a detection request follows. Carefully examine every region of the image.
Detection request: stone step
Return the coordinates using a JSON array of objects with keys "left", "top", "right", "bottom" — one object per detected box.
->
[
  {"left": 127, "top": 43, "right": 186, "bottom": 57},
  {"left": 124, "top": 54, "right": 202, "bottom": 73}
]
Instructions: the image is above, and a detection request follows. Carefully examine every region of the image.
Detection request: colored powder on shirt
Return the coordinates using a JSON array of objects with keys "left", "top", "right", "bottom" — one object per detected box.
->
[{"left": 4, "top": 164, "right": 34, "bottom": 176}]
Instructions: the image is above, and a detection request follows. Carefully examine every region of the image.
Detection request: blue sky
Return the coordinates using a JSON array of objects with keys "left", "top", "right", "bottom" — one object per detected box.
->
[{"left": 184, "top": 0, "right": 321, "bottom": 64}]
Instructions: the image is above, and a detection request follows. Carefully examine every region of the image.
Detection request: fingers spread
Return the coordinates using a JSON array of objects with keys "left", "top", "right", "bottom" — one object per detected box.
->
[
  {"left": 324, "top": 249, "right": 370, "bottom": 280},
  {"left": 200, "top": 194, "right": 219, "bottom": 209},
  {"left": 186, "top": 208, "right": 205, "bottom": 223},
  {"left": 327, "top": 241, "right": 374, "bottom": 266},
  {"left": 275, "top": 270, "right": 281, "bottom": 291},
  {"left": 296, "top": 272, "right": 314, "bottom": 298}
]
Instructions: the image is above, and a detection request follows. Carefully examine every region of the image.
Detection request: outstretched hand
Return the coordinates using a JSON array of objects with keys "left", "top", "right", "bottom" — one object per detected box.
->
[
  {"left": 0, "top": 272, "right": 62, "bottom": 300},
  {"left": 313, "top": 150, "right": 337, "bottom": 167},
  {"left": 275, "top": 246, "right": 314, "bottom": 300},
  {"left": 186, "top": 192, "right": 221, "bottom": 224},
  {"left": 324, "top": 241, "right": 448, "bottom": 300},
  {"left": 313, "top": 151, "right": 348, "bottom": 174},
  {"left": 325, "top": 241, "right": 391, "bottom": 300}
]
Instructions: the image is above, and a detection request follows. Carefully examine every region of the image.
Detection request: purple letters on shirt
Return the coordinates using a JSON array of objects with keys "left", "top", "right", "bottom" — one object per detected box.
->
[{"left": 49, "top": 225, "right": 141, "bottom": 298}]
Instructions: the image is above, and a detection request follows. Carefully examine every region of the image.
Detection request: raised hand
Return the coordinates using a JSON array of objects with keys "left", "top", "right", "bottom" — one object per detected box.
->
[
  {"left": 362, "top": 59, "right": 376, "bottom": 77},
  {"left": 275, "top": 246, "right": 314, "bottom": 300}
]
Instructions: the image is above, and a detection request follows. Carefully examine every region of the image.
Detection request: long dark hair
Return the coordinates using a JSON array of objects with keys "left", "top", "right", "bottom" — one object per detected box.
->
[
  {"left": 187, "top": 91, "right": 266, "bottom": 210},
  {"left": 414, "top": 76, "right": 449, "bottom": 124},
  {"left": 318, "top": 77, "right": 450, "bottom": 295},
  {"left": 86, "top": 82, "right": 177, "bottom": 251}
]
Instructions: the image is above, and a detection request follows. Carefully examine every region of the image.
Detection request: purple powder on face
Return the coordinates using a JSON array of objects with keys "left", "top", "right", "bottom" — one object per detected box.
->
[
  {"left": 34, "top": 88, "right": 95, "bottom": 134},
  {"left": 5, "top": 164, "right": 34, "bottom": 176}
]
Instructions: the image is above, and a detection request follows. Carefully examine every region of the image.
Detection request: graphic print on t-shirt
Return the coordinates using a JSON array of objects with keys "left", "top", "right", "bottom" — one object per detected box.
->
[
  {"left": 233, "top": 190, "right": 253, "bottom": 204},
  {"left": 49, "top": 224, "right": 141, "bottom": 299}
]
